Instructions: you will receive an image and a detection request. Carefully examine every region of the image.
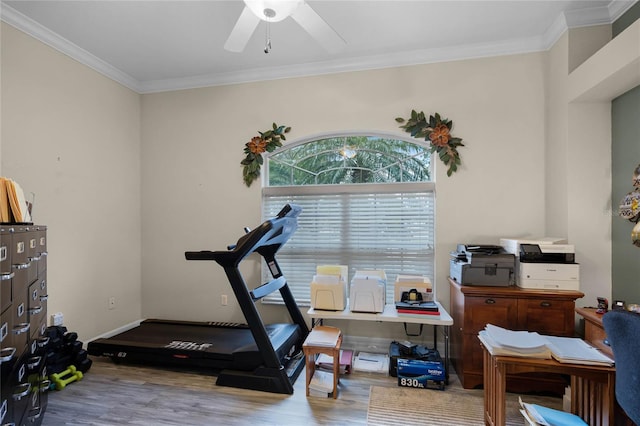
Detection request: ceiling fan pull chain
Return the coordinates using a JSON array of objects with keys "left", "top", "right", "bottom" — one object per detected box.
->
[{"left": 264, "top": 21, "right": 272, "bottom": 54}]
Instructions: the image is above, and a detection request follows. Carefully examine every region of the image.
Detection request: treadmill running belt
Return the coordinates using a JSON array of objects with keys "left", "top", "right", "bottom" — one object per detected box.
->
[{"left": 87, "top": 320, "right": 301, "bottom": 371}]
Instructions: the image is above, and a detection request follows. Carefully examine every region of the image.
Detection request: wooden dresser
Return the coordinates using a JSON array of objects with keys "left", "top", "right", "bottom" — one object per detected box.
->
[
  {"left": 449, "top": 278, "right": 584, "bottom": 394},
  {"left": 576, "top": 307, "right": 613, "bottom": 358}
]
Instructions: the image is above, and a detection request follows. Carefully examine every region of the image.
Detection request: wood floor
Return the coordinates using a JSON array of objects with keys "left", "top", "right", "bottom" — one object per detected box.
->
[{"left": 42, "top": 356, "right": 396, "bottom": 425}]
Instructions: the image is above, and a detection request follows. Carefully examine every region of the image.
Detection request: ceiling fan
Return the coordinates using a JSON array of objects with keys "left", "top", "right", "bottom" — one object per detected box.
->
[{"left": 224, "top": 0, "right": 346, "bottom": 53}]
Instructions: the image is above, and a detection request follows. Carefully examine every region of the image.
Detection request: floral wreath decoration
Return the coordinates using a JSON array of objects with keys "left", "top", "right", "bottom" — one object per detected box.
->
[
  {"left": 617, "top": 163, "right": 640, "bottom": 247},
  {"left": 395, "top": 110, "right": 464, "bottom": 176},
  {"left": 240, "top": 123, "right": 291, "bottom": 187}
]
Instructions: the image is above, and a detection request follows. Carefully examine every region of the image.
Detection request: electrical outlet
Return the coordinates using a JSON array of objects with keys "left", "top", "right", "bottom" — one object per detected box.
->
[
  {"left": 108, "top": 296, "right": 116, "bottom": 310},
  {"left": 51, "top": 312, "right": 63, "bottom": 326},
  {"left": 221, "top": 294, "right": 228, "bottom": 306}
]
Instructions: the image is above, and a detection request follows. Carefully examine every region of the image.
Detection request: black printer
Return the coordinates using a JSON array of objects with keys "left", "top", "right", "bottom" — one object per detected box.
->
[{"left": 450, "top": 244, "right": 515, "bottom": 286}]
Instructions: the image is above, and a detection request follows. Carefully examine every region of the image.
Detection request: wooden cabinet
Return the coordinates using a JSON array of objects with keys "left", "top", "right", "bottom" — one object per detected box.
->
[
  {"left": 576, "top": 307, "right": 613, "bottom": 358},
  {"left": 449, "top": 278, "right": 583, "bottom": 394}
]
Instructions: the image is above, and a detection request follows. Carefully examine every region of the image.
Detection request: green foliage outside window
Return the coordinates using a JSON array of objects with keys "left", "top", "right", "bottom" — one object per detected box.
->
[{"left": 267, "top": 136, "right": 431, "bottom": 186}]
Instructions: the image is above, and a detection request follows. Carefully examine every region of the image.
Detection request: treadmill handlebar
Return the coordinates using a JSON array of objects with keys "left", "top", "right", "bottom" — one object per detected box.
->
[
  {"left": 185, "top": 250, "right": 217, "bottom": 261},
  {"left": 184, "top": 204, "right": 302, "bottom": 264}
]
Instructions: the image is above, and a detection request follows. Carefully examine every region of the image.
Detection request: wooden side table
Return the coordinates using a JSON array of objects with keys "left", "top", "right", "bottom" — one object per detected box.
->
[
  {"left": 481, "top": 341, "right": 615, "bottom": 426},
  {"left": 302, "top": 326, "right": 342, "bottom": 399}
]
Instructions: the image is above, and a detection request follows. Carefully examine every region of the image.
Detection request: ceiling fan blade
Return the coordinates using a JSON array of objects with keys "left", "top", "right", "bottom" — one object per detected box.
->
[
  {"left": 224, "top": 6, "right": 261, "bottom": 52},
  {"left": 291, "top": 3, "right": 346, "bottom": 53}
]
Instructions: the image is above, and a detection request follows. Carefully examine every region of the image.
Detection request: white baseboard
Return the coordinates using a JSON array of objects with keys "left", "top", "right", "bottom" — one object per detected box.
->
[{"left": 87, "top": 319, "right": 143, "bottom": 342}]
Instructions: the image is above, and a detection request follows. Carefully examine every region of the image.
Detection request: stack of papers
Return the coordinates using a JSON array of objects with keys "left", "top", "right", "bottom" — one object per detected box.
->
[
  {"left": 545, "top": 336, "right": 614, "bottom": 366},
  {"left": 0, "top": 177, "right": 32, "bottom": 223},
  {"left": 519, "top": 397, "right": 588, "bottom": 425},
  {"left": 395, "top": 300, "right": 440, "bottom": 316},
  {"left": 304, "top": 326, "right": 341, "bottom": 347},
  {"left": 353, "top": 352, "right": 389, "bottom": 373},
  {"left": 478, "top": 324, "right": 551, "bottom": 358},
  {"left": 316, "top": 349, "right": 353, "bottom": 374},
  {"left": 479, "top": 324, "right": 614, "bottom": 366},
  {"left": 308, "top": 370, "right": 334, "bottom": 397}
]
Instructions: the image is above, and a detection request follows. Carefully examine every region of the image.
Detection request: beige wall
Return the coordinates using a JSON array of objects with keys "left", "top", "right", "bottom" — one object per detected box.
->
[
  {"left": 141, "top": 54, "right": 547, "bottom": 342},
  {"left": 545, "top": 25, "right": 615, "bottom": 308},
  {"left": 1, "top": 23, "right": 142, "bottom": 340},
  {"left": 3, "top": 16, "right": 631, "bottom": 346}
]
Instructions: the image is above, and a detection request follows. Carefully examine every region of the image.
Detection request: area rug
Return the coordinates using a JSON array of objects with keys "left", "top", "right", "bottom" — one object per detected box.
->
[{"left": 366, "top": 381, "right": 563, "bottom": 426}]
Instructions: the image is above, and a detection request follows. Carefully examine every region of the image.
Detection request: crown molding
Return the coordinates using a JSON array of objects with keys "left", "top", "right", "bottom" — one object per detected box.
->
[
  {"left": 609, "top": 0, "right": 638, "bottom": 20},
  {"left": 138, "top": 35, "right": 545, "bottom": 94},
  {"left": 564, "top": 5, "right": 612, "bottom": 28},
  {"left": 1, "top": 4, "right": 142, "bottom": 92},
  {"left": 2, "top": 1, "right": 636, "bottom": 94}
]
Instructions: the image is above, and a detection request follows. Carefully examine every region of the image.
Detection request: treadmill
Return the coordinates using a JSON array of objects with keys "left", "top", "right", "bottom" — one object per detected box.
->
[{"left": 88, "top": 204, "right": 309, "bottom": 394}]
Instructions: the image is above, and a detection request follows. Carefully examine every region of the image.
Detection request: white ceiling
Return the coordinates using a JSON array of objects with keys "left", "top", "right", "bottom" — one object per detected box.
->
[{"left": 1, "top": 0, "right": 637, "bottom": 93}]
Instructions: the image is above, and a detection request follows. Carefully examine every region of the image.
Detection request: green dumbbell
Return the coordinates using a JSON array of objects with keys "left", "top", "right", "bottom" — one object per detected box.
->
[{"left": 50, "top": 365, "right": 83, "bottom": 390}]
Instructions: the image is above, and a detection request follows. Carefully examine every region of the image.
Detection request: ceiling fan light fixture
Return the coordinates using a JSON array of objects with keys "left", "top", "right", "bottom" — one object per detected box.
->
[{"left": 244, "top": 0, "right": 304, "bottom": 23}]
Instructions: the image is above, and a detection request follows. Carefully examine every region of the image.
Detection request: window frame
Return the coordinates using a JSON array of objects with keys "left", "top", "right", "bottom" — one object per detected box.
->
[{"left": 261, "top": 132, "right": 436, "bottom": 306}]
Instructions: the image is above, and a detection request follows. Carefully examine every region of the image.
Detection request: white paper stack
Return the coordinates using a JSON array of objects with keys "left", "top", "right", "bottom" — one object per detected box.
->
[
  {"left": 479, "top": 324, "right": 614, "bottom": 366},
  {"left": 478, "top": 324, "right": 552, "bottom": 359},
  {"left": 544, "top": 336, "right": 614, "bottom": 366},
  {"left": 308, "top": 370, "right": 334, "bottom": 397},
  {"left": 353, "top": 352, "right": 389, "bottom": 373}
]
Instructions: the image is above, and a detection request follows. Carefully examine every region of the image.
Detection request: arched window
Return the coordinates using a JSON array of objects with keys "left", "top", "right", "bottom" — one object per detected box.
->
[{"left": 262, "top": 133, "right": 435, "bottom": 305}]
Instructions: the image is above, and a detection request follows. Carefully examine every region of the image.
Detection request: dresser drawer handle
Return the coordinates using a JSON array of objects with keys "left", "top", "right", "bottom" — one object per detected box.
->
[
  {"left": 485, "top": 298, "right": 496, "bottom": 304},
  {"left": 0, "top": 272, "right": 14, "bottom": 281},
  {"left": 27, "top": 356, "right": 42, "bottom": 370},
  {"left": 28, "top": 306, "right": 43, "bottom": 315},
  {"left": 39, "top": 379, "right": 51, "bottom": 393},
  {"left": 27, "top": 406, "right": 43, "bottom": 421},
  {"left": 540, "top": 301, "right": 551, "bottom": 308},
  {"left": 12, "top": 383, "right": 31, "bottom": 401},
  {"left": 12, "top": 322, "right": 30, "bottom": 335},
  {"left": 0, "top": 347, "right": 16, "bottom": 363},
  {"left": 37, "top": 337, "right": 50, "bottom": 348},
  {"left": 12, "top": 262, "right": 30, "bottom": 270}
]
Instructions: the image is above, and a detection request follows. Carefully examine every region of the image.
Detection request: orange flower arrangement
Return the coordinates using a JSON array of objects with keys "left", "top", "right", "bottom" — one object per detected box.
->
[
  {"left": 248, "top": 136, "right": 268, "bottom": 154},
  {"left": 396, "top": 111, "right": 464, "bottom": 176},
  {"left": 241, "top": 123, "right": 291, "bottom": 187}
]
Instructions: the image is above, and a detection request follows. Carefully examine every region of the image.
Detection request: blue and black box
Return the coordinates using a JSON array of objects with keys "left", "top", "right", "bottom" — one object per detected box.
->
[{"left": 397, "top": 358, "right": 445, "bottom": 390}]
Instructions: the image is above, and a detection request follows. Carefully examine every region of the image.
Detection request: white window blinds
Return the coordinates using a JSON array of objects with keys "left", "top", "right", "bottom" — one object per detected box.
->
[{"left": 262, "top": 182, "right": 435, "bottom": 305}]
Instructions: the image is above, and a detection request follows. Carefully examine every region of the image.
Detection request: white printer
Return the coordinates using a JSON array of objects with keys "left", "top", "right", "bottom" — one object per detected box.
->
[
  {"left": 500, "top": 237, "right": 579, "bottom": 290},
  {"left": 349, "top": 270, "right": 386, "bottom": 313},
  {"left": 518, "top": 263, "right": 580, "bottom": 290},
  {"left": 500, "top": 237, "right": 568, "bottom": 256}
]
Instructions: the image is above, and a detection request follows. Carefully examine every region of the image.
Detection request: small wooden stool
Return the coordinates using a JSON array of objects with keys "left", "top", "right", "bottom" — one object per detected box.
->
[{"left": 302, "top": 325, "right": 342, "bottom": 399}]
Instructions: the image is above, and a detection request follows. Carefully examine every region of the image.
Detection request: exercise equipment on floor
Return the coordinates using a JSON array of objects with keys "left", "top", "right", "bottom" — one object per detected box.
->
[
  {"left": 50, "top": 365, "right": 83, "bottom": 390},
  {"left": 45, "top": 325, "right": 92, "bottom": 391},
  {"left": 87, "top": 204, "right": 309, "bottom": 394}
]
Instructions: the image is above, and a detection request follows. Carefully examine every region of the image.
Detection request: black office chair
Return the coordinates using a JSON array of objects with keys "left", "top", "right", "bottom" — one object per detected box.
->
[{"left": 602, "top": 309, "right": 640, "bottom": 425}]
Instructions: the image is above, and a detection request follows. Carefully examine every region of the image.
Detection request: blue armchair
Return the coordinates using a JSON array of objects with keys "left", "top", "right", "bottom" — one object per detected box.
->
[{"left": 602, "top": 309, "right": 640, "bottom": 425}]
